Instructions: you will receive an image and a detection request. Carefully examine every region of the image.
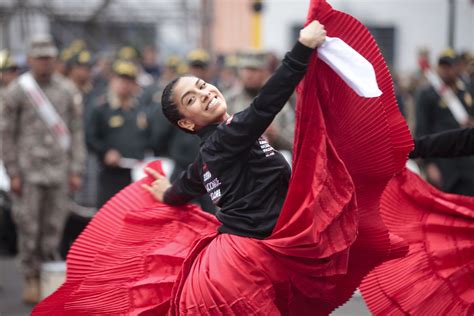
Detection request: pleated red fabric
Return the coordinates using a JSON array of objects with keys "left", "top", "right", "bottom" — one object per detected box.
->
[
  {"left": 360, "top": 169, "right": 474, "bottom": 316},
  {"left": 32, "top": 0, "right": 413, "bottom": 314},
  {"left": 261, "top": 0, "right": 412, "bottom": 312},
  {"left": 32, "top": 161, "right": 220, "bottom": 315}
]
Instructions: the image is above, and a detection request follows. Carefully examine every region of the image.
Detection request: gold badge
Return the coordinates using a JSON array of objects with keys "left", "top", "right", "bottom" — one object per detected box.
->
[
  {"left": 109, "top": 115, "right": 124, "bottom": 128},
  {"left": 136, "top": 112, "right": 148, "bottom": 130},
  {"left": 438, "top": 99, "right": 447, "bottom": 109},
  {"left": 464, "top": 92, "right": 472, "bottom": 107}
]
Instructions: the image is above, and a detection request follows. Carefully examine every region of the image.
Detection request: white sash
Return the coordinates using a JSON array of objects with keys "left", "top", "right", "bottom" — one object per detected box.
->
[
  {"left": 423, "top": 69, "right": 469, "bottom": 125},
  {"left": 318, "top": 36, "right": 382, "bottom": 98},
  {"left": 18, "top": 72, "right": 71, "bottom": 150}
]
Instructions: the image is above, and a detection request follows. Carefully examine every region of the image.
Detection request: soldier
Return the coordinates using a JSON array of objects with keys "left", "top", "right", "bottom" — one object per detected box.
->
[
  {"left": 87, "top": 60, "right": 153, "bottom": 208},
  {"left": 415, "top": 49, "right": 474, "bottom": 196},
  {"left": 226, "top": 49, "right": 295, "bottom": 152},
  {"left": 1, "top": 34, "right": 85, "bottom": 303}
]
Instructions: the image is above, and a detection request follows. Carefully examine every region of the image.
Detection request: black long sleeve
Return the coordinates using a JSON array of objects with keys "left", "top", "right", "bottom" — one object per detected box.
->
[
  {"left": 409, "top": 128, "right": 474, "bottom": 159},
  {"left": 163, "top": 42, "right": 313, "bottom": 238}
]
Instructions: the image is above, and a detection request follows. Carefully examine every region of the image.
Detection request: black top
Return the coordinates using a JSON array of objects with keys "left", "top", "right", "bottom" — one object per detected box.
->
[
  {"left": 410, "top": 128, "right": 474, "bottom": 159},
  {"left": 163, "top": 42, "right": 313, "bottom": 239}
]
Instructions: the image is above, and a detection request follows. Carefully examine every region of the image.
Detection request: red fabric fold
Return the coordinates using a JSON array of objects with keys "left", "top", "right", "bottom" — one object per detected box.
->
[
  {"left": 360, "top": 169, "right": 474, "bottom": 316},
  {"left": 260, "top": 0, "right": 412, "bottom": 312}
]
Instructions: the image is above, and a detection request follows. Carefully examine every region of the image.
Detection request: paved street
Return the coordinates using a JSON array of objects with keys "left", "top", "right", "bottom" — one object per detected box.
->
[{"left": 0, "top": 256, "right": 33, "bottom": 316}]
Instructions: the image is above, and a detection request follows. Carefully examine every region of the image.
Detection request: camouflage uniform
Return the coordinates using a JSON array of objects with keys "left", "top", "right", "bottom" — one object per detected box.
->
[{"left": 1, "top": 72, "right": 85, "bottom": 278}]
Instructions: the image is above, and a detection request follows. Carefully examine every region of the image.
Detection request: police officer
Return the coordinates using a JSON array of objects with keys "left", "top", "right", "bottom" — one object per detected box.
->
[
  {"left": 415, "top": 49, "right": 474, "bottom": 195},
  {"left": 67, "top": 50, "right": 96, "bottom": 126},
  {"left": 87, "top": 60, "right": 153, "bottom": 208},
  {"left": 0, "top": 49, "right": 20, "bottom": 134},
  {"left": 61, "top": 50, "right": 99, "bottom": 257},
  {"left": 1, "top": 34, "right": 85, "bottom": 303},
  {"left": 0, "top": 50, "right": 20, "bottom": 257},
  {"left": 226, "top": 49, "right": 295, "bottom": 152},
  {"left": 0, "top": 49, "right": 20, "bottom": 91},
  {"left": 118, "top": 46, "right": 154, "bottom": 88},
  {"left": 187, "top": 49, "right": 212, "bottom": 82}
]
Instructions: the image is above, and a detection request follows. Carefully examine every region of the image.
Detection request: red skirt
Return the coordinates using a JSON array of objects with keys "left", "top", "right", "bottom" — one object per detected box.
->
[
  {"left": 360, "top": 169, "right": 474, "bottom": 316},
  {"left": 32, "top": 0, "right": 413, "bottom": 315}
]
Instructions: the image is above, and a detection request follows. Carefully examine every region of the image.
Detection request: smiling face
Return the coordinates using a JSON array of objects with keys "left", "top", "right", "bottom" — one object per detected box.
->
[{"left": 173, "top": 76, "right": 228, "bottom": 132}]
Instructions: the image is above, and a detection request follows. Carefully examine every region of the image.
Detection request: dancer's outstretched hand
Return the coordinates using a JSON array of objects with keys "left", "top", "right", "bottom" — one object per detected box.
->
[
  {"left": 299, "top": 20, "right": 326, "bottom": 49},
  {"left": 142, "top": 167, "right": 171, "bottom": 202}
]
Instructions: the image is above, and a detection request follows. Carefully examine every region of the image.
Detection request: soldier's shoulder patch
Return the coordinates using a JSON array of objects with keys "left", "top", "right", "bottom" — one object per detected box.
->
[{"left": 438, "top": 99, "right": 448, "bottom": 109}]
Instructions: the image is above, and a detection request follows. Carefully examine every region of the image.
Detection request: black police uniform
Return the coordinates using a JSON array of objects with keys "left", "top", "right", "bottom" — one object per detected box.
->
[
  {"left": 87, "top": 99, "right": 153, "bottom": 207},
  {"left": 415, "top": 82, "right": 474, "bottom": 195},
  {"left": 164, "top": 42, "right": 312, "bottom": 239}
]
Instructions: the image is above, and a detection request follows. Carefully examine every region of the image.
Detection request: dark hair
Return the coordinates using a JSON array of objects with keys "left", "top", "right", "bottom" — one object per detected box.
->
[{"left": 161, "top": 76, "right": 196, "bottom": 134}]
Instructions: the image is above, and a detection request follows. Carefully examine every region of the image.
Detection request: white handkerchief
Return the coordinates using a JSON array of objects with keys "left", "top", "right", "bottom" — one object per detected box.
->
[{"left": 318, "top": 36, "right": 382, "bottom": 98}]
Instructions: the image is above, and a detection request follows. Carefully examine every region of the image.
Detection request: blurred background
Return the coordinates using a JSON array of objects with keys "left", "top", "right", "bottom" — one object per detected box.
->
[{"left": 0, "top": 0, "right": 473, "bottom": 315}]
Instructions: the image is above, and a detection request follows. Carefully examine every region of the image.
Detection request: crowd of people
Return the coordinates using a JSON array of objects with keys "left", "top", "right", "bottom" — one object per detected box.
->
[{"left": 0, "top": 23, "right": 473, "bottom": 309}]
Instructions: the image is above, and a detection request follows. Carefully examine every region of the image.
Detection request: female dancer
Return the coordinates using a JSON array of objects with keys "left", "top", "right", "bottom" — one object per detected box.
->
[
  {"left": 32, "top": 0, "right": 412, "bottom": 314},
  {"left": 142, "top": 20, "right": 326, "bottom": 239}
]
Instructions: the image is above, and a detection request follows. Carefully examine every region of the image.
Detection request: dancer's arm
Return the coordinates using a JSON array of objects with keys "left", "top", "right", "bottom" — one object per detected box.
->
[
  {"left": 143, "top": 161, "right": 205, "bottom": 205},
  {"left": 206, "top": 21, "right": 325, "bottom": 158},
  {"left": 409, "top": 128, "right": 474, "bottom": 158}
]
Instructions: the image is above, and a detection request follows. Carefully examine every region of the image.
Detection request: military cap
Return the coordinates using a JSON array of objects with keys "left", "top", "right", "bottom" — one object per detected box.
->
[
  {"left": 187, "top": 49, "right": 210, "bottom": 68},
  {"left": 69, "top": 50, "right": 94, "bottom": 67},
  {"left": 112, "top": 59, "right": 138, "bottom": 80},
  {"left": 0, "top": 49, "right": 18, "bottom": 71},
  {"left": 69, "top": 39, "right": 87, "bottom": 54},
  {"left": 28, "top": 34, "right": 58, "bottom": 58},
  {"left": 438, "top": 48, "right": 458, "bottom": 65},
  {"left": 59, "top": 47, "right": 74, "bottom": 63},
  {"left": 118, "top": 46, "right": 139, "bottom": 61},
  {"left": 224, "top": 54, "right": 238, "bottom": 68},
  {"left": 237, "top": 49, "right": 269, "bottom": 69},
  {"left": 165, "top": 55, "right": 182, "bottom": 68}
]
